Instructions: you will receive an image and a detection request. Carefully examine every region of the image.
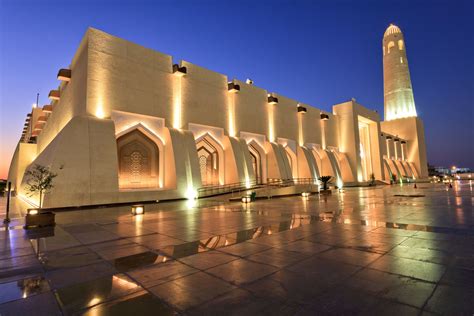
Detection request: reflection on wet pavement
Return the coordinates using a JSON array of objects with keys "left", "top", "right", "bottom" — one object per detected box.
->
[
  {"left": 0, "top": 181, "right": 473, "bottom": 314},
  {"left": 55, "top": 274, "right": 141, "bottom": 314},
  {"left": 0, "top": 276, "right": 49, "bottom": 304}
]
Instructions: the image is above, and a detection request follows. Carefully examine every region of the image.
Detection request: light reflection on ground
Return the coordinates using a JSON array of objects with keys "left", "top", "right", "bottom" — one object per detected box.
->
[{"left": 0, "top": 181, "right": 473, "bottom": 315}]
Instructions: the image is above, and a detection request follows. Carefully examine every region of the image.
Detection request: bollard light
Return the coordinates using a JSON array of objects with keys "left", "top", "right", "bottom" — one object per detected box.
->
[
  {"left": 27, "top": 209, "right": 39, "bottom": 216},
  {"left": 241, "top": 196, "right": 251, "bottom": 203},
  {"left": 131, "top": 205, "right": 145, "bottom": 215}
]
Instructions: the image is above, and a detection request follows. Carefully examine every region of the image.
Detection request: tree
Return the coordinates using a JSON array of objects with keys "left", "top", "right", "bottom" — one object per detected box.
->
[
  {"left": 25, "top": 164, "right": 57, "bottom": 209},
  {"left": 318, "top": 176, "right": 332, "bottom": 191}
]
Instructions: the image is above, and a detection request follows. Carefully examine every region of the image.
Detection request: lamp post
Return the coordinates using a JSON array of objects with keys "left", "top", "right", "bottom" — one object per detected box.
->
[{"left": 3, "top": 182, "right": 11, "bottom": 224}]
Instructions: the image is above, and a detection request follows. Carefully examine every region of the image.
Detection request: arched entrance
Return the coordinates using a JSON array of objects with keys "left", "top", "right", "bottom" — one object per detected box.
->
[
  {"left": 248, "top": 144, "right": 262, "bottom": 184},
  {"left": 196, "top": 137, "right": 220, "bottom": 186},
  {"left": 117, "top": 129, "right": 160, "bottom": 189}
]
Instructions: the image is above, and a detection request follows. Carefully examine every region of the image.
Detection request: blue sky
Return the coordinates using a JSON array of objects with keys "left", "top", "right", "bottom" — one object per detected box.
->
[{"left": 1, "top": 0, "right": 473, "bottom": 178}]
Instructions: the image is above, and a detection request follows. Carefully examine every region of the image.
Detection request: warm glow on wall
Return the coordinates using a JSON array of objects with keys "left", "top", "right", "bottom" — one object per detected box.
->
[
  {"left": 267, "top": 104, "right": 275, "bottom": 142},
  {"left": 173, "top": 76, "right": 183, "bottom": 129},
  {"left": 227, "top": 94, "right": 236, "bottom": 137},
  {"left": 297, "top": 112, "right": 304, "bottom": 146},
  {"left": 95, "top": 104, "right": 105, "bottom": 119},
  {"left": 321, "top": 118, "right": 326, "bottom": 149}
]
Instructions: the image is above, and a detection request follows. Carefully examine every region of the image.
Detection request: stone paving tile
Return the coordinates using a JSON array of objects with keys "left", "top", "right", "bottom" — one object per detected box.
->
[
  {"left": 367, "top": 298, "right": 422, "bottom": 316},
  {"left": 30, "top": 226, "right": 82, "bottom": 252},
  {"left": 128, "top": 260, "right": 197, "bottom": 288},
  {"left": 72, "top": 230, "right": 121, "bottom": 245},
  {"left": 217, "top": 240, "right": 272, "bottom": 257},
  {"left": 286, "top": 256, "right": 362, "bottom": 285},
  {"left": 55, "top": 273, "right": 142, "bottom": 314},
  {"left": 369, "top": 255, "right": 446, "bottom": 283},
  {"left": 452, "top": 255, "right": 474, "bottom": 270},
  {"left": 0, "top": 275, "right": 50, "bottom": 304},
  {"left": 100, "top": 223, "right": 156, "bottom": 238},
  {"left": 246, "top": 248, "right": 310, "bottom": 268},
  {"left": 275, "top": 239, "right": 332, "bottom": 254},
  {"left": 244, "top": 269, "right": 335, "bottom": 305},
  {"left": 95, "top": 244, "right": 150, "bottom": 261},
  {"left": 80, "top": 290, "right": 174, "bottom": 316},
  {"left": 316, "top": 247, "right": 383, "bottom": 266},
  {"left": 424, "top": 284, "right": 474, "bottom": 315},
  {"left": 371, "top": 226, "right": 417, "bottom": 237},
  {"left": 300, "top": 285, "right": 380, "bottom": 314},
  {"left": 187, "top": 288, "right": 290, "bottom": 316},
  {"left": 178, "top": 250, "right": 239, "bottom": 270},
  {"left": 0, "top": 291, "right": 61, "bottom": 316},
  {"left": 439, "top": 266, "right": 474, "bottom": 289},
  {"left": 87, "top": 238, "right": 136, "bottom": 251},
  {"left": 127, "top": 233, "right": 184, "bottom": 249},
  {"left": 346, "top": 268, "right": 436, "bottom": 308},
  {"left": 206, "top": 258, "right": 279, "bottom": 285},
  {"left": 45, "top": 261, "right": 116, "bottom": 290},
  {"left": 0, "top": 245, "right": 36, "bottom": 260},
  {"left": 39, "top": 246, "right": 103, "bottom": 271},
  {"left": 148, "top": 271, "right": 236, "bottom": 311},
  {"left": 388, "top": 245, "right": 453, "bottom": 265},
  {"left": 0, "top": 254, "right": 43, "bottom": 280}
]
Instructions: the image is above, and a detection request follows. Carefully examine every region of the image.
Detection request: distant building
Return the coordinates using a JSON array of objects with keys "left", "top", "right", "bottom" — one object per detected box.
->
[{"left": 8, "top": 25, "right": 428, "bottom": 208}]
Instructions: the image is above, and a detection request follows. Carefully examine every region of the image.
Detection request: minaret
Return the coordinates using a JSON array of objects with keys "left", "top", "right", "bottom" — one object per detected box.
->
[{"left": 383, "top": 24, "right": 417, "bottom": 121}]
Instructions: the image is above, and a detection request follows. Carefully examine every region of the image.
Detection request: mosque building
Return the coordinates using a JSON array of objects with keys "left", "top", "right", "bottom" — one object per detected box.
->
[{"left": 8, "top": 24, "right": 428, "bottom": 208}]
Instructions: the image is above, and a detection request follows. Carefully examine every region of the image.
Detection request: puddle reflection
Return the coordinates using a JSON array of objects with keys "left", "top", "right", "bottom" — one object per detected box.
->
[
  {"left": 114, "top": 251, "right": 169, "bottom": 272},
  {"left": 55, "top": 273, "right": 141, "bottom": 314},
  {"left": 0, "top": 276, "right": 49, "bottom": 304}
]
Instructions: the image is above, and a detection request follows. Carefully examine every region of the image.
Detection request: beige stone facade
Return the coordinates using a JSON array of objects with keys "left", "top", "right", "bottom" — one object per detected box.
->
[{"left": 8, "top": 26, "right": 429, "bottom": 208}]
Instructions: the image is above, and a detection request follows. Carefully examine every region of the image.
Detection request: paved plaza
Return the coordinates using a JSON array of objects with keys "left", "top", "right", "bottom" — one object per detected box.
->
[{"left": 0, "top": 181, "right": 473, "bottom": 315}]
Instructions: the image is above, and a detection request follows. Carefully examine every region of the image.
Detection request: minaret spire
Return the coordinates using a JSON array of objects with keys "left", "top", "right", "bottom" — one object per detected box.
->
[{"left": 383, "top": 24, "right": 417, "bottom": 121}]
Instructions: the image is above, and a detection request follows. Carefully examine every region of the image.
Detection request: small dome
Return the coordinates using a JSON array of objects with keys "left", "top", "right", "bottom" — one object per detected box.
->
[{"left": 384, "top": 24, "right": 402, "bottom": 37}]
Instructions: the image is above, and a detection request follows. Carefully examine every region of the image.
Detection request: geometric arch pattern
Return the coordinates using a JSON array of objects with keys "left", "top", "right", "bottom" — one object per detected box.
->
[{"left": 117, "top": 129, "right": 160, "bottom": 189}]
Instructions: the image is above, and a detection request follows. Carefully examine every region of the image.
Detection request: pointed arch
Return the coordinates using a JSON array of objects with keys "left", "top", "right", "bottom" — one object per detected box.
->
[
  {"left": 116, "top": 124, "right": 165, "bottom": 189},
  {"left": 248, "top": 140, "right": 265, "bottom": 184},
  {"left": 195, "top": 133, "right": 225, "bottom": 186}
]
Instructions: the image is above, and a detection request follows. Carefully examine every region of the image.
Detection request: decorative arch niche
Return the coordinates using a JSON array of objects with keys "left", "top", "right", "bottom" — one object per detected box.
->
[
  {"left": 195, "top": 133, "right": 224, "bottom": 186},
  {"left": 116, "top": 124, "right": 164, "bottom": 190},
  {"left": 248, "top": 143, "right": 262, "bottom": 184}
]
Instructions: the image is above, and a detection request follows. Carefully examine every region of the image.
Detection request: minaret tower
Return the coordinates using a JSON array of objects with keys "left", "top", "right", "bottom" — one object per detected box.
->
[{"left": 383, "top": 24, "right": 417, "bottom": 121}]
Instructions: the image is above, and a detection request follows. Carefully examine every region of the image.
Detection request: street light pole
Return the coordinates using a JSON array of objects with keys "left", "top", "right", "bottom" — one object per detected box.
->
[{"left": 3, "top": 182, "right": 11, "bottom": 224}]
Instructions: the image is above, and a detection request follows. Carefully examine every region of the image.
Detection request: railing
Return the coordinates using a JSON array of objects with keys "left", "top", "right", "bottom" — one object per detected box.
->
[
  {"left": 197, "top": 177, "right": 319, "bottom": 198},
  {"left": 197, "top": 179, "right": 258, "bottom": 198},
  {"left": 266, "top": 178, "right": 320, "bottom": 186}
]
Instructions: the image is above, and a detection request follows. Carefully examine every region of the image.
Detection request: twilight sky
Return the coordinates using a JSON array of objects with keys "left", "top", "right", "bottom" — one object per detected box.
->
[{"left": 0, "top": 0, "right": 473, "bottom": 179}]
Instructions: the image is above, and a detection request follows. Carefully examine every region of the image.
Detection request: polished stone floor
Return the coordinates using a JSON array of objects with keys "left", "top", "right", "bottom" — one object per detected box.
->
[{"left": 0, "top": 181, "right": 473, "bottom": 315}]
